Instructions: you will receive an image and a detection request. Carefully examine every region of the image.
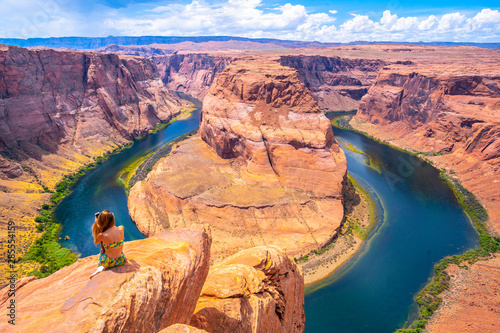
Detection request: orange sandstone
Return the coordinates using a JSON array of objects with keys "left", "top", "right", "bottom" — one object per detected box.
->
[
  {"left": 0, "top": 227, "right": 211, "bottom": 333},
  {"left": 128, "top": 59, "right": 347, "bottom": 260},
  {"left": 190, "top": 246, "right": 305, "bottom": 333}
]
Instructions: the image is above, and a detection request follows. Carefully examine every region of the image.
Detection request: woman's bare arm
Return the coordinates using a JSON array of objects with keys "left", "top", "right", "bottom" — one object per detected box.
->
[{"left": 95, "top": 233, "right": 105, "bottom": 244}]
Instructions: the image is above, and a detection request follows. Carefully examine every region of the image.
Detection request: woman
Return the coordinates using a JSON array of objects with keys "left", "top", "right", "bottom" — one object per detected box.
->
[{"left": 90, "top": 210, "right": 126, "bottom": 277}]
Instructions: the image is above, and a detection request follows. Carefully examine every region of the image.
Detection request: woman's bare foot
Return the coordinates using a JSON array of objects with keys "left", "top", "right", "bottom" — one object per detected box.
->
[{"left": 90, "top": 266, "right": 106, "bottom": 278}]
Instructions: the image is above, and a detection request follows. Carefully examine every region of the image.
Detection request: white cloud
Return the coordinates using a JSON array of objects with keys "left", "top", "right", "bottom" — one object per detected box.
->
[
  {"left": 418, "top": 15, "right": 439, "bottom": 31},
  {"left": 340, "top": 14, "right": 377, "bottom": 33},
  {"left": 0, "top": 1, "right": 499, "bottom": 43}
]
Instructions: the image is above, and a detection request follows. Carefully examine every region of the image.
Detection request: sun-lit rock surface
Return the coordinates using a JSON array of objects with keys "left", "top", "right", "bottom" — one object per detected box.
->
[
  {"left": 0, "top": 227, "right": 211, "bottom": 333},
  {"left": 426, "top": 255, "right": 500, "bottom": 333},
  {"left": 279, "top": 55, "right": 386, "bottom": 112},
  {"left": 199, "top": 59, "right": 346, "bottom": 197},
  {"left": 154, "top": 54, "right": 233, "bottom": 99},
  {"left": 353, "top": 59, "right": 500, "bottom": 235},
  {"left": 190, "top": 246, "right": 305, "bottom": 333},
  {"left": 0, "top": 44, "right": 188, "bottom": 284},
  {"left": 128, "top": 59, "right": 346, "bottom": 260}
]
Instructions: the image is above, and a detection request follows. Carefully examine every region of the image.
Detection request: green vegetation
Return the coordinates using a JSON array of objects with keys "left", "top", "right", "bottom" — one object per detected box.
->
[
  {"left": 343, "top": 142, "right": 364, "bottom": 155},
  {"left": 345, "top": 174, "right": 378, "bottom": 240},
  {"left": 332, "top": 115, "right": 425, "bottom": 157},
  {"left": 117, "top": 153, "right": 152, "bottom": 191},
  {"left": 294, "top": 173, "right": 377, "bottom": 264},
  {"left": 329, "top": 112, "right": 499, "bottom": 333},
  {"left": 21, "top": 143, "right": 133, "bottom": 278},
  {"left": 127, "top": 129, "right": 198, "bottom": 189}
]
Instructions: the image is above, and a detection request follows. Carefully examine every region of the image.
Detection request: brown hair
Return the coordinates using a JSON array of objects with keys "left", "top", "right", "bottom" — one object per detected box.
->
[{"left": 92, "top": 210, "right": 115, "bottom": 243}]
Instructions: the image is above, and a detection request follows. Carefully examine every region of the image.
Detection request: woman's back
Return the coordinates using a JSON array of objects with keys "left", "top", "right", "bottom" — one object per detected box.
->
[{"left": 100, "top": 225, "right": 124, "bottom": 259}]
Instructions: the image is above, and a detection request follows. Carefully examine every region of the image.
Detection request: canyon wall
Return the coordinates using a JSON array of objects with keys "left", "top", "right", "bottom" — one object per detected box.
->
[
  {"left": 0, "top": 45, "right": 185, "bottom": 153},
  {"left": 353, "top": 63, "right": 500, "bottom": 235},
  {"left": 153, "top": 53, "right": 386, "bottom": 110},
  {"left": 347, "top": 53, "right": 500, "bottom": 332},
  {"left": 128, "top": 59, "right": 347, "bottom": 261},
  {"left": 153, "top": 54, "right": 234, "bottom": 99},
  {"left": 0, "top": 45, "right": 188, "bottom": 283},
  {"left": 279, "top": 55, "right": 386, "bottom": 112}
]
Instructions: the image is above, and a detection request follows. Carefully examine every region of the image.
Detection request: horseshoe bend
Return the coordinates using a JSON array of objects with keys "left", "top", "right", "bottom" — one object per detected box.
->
[
  {"left": 0, "top": 40, "right": 499, "bottom": 333},
  {"left": 128, "top": 59, "right": 347, "bottom": 261}
]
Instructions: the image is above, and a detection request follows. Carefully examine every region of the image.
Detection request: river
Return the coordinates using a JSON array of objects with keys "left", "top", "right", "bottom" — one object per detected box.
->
[{"left": 55, "top": 108, "right": 479, "bottom": 332}]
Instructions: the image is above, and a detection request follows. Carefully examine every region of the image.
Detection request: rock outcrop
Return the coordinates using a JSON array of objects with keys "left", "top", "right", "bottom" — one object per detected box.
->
[
  {"left": 0, "top": 227, "right": 211, "bottom": 333},
  {"left": 353, "top": 62, "right": 500, "bottom": 235},
  {"left": 279, "top": 55, "right": 386, "bottom": 112},
  {"left": 0, "top": 45, "right": 185, "bottom": 153},
  {"left": 426, "top": 255, "right": 500, "bottom": 333},
  {"left": 0, "top": 44, "right": 189, "bottom": 284},
  {"left": 347, "top": 49, "right": 500, "bottom": 332},
  {"left": 128, "top": 59, "right": 346, "bottom": 260},
  {"left": 153, "top": 54, "right": 233, "bottom": 99},
  {"left": 191, "top": 246, "right": 305, "bottom": 333}
]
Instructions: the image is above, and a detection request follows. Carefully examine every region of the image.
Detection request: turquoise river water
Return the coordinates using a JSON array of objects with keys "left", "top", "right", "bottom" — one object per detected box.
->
[{"left": 56, "top": 108, "right": 479, "bottom": 332}]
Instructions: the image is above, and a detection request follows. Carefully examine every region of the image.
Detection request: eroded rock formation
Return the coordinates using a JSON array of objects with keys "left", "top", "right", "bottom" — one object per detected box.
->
[
  {"left": 0, "top": 44, "right": 188, "bottom": 284},
  {"left": 159, "top": 324, "right": 209, "bottom": 333},
  {"left": 346, "top": 52, "right": 500, "bottom": 332},
  {"left": 200, "top": 60, "right": 346, "bottom": 196},
  {"left": 154, "top": 54, "right": 233, "bottom": 99},
  {"left": 0, "top": 227, "right": 211, "bottom": 333},
  {"left": 0, "top": 45, "right": 185, "bottom": 153},
  {"left": 280, "top": 55, "right": 386, "bottom": 112},
  {"left": 191, "top": 246, "right": 305, "bottom": 333},
  {"left": 128, "top": 59, "right": 346, "bottom": 260},
  {"left": 353, "top": 63, "right": 500, "bottom": 235}
]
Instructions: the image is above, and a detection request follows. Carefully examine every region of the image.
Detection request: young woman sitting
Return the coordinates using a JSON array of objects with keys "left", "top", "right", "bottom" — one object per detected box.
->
[{"left": 90, "top": 210, "right": 126, "bottom": 277}]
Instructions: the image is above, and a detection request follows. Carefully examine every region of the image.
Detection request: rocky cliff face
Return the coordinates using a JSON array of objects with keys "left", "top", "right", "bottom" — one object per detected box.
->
[
  {"left": 0, "top": 44, "right": 188, "bottom": 284},
  {"left": 153, "top": 54, "right": 233, "bottom": 99},
  {"left": 353, "top": 64, "right": 500, "bottom": 235},
  {"left": 279, "top": 55, "right": 386, "bottom": 112},
  {"left": 191, "top": 246, "right": 305, "bottom": 333},
  {"left": 0, "top": 227, "right": 211, "bottom": 333},
  {"left": 0, "top": 45, "right": 185, "bottom": 152},
  {"left": 200, "top": 60, "right": 346, "bottom": 197},
  {"left": 128, "top": 59, "right": 346, "bottom": 260}
]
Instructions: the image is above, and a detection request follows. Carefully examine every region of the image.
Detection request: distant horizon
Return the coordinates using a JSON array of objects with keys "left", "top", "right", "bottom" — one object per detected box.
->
[
  {"left": 0, "top": 1, "right": 498, "bottom": 43},
  {"left": 1, "top": 35, "right": 499, "bottom": 50}
]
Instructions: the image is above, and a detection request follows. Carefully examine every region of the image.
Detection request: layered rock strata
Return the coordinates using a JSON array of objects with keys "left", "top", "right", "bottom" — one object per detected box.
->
[
  {"left": 0, "top": 44, "right": 187, "bottom": 284},
  {"left": 353, "top": 63, "right": 500, "bottom": 235},
  {"left": 280, "top": 55, "right": 386, "bottom": 112},
  {"left": 153, "top": 54, "right": 233, "bottom": 99},
  {"left": 0, "top": 45, "right": 185, "bottom": 152},
  {"left": 0, "top": 227, "right": 211, "bottom": 333},
  {"left": 191, "top": 246, "right": 305, "bottom": 333},
  {"left": 348, "top": 57, "right": 500, "bottom": 332},
  {"left": 128, "top": 59, "right": 346, "bottom": 260}
]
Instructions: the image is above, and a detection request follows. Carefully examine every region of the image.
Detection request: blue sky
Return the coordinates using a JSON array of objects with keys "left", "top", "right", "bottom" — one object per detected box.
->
[{"left": 0, "top": 0, "right": 499, "bottom": 42}]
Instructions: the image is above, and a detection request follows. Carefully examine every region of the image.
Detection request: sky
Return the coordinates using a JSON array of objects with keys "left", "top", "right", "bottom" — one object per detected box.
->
[{"left": 0, "top": 0, "right": 499, "bottom": 42}]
